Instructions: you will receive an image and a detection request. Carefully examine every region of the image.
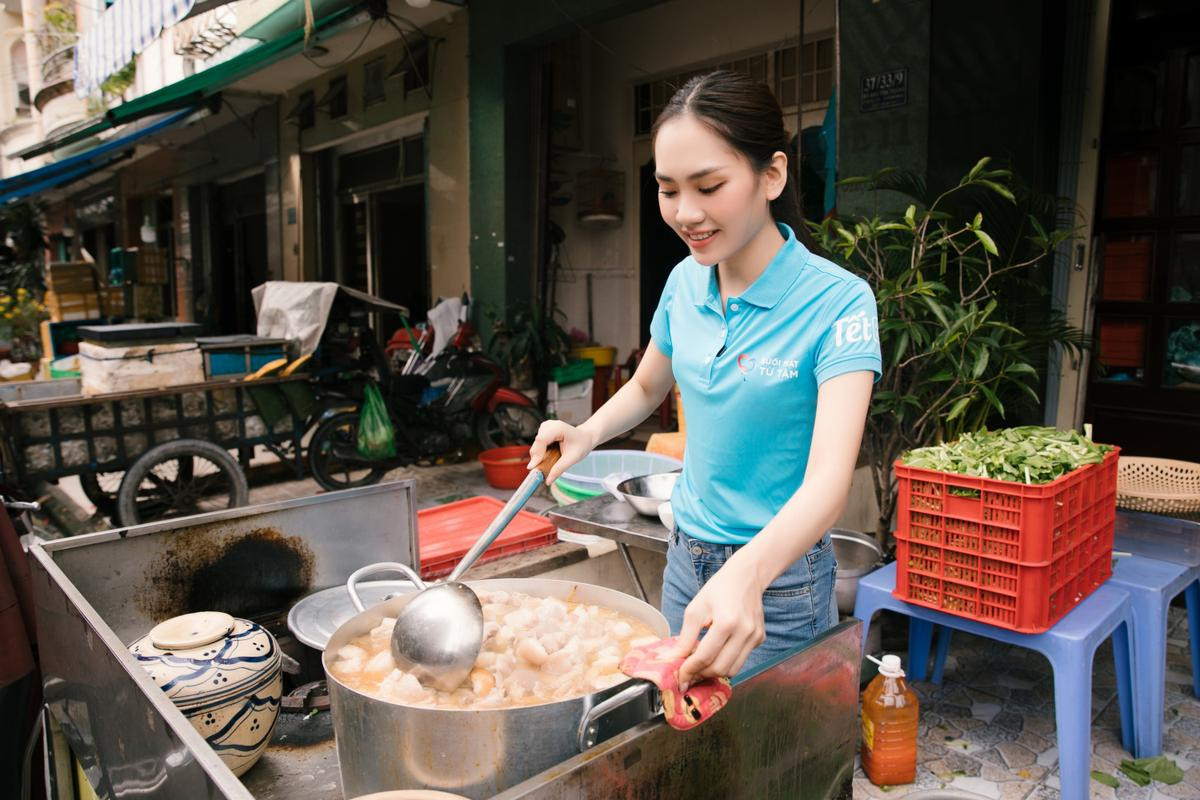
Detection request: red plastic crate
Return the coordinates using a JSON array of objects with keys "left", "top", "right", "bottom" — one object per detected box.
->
[
  {"left": 418, "top": 496, "right": 558, "bottom": 579},
  {"left": 893, "top": 447, "right": 1119, "bottom": 632}
]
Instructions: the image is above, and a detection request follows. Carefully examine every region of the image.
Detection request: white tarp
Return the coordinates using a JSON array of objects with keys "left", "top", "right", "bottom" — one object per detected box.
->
[
  {"left": 251, "top": 281, "right": 411, "bottom": 357},
  {"left": 251, "top": 282, "right": 340, "bottom": 358}
]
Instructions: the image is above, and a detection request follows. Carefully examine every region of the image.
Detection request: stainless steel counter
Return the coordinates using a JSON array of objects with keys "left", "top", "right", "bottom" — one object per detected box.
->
[
  {"left": 547, "top": 495, "right": 671, "bottom": 601},
  {"left": 548, "top": 495, "right": 670, "bottom": 553},
  {"left": 33, "top": 484, "right": 860, "bottom": 800}
]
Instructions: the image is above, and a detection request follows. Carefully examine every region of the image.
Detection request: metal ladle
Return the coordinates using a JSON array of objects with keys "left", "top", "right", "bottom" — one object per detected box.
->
[{"left": 349, "top": 444, "right": 560, "bottom": 692}]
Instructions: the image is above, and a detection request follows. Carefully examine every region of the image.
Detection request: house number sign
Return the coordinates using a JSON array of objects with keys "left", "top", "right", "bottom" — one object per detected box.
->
[{"left": 860, "top": 68, "right": 908, "bottom": 112}]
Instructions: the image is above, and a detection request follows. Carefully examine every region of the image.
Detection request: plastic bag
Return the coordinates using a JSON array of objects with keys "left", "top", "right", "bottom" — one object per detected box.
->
[{"left": 357, "top": 382, "right": 396, "bottom": 459}]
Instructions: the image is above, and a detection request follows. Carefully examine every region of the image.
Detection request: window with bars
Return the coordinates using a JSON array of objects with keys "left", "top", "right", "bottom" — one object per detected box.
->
[{"left": 633, "top": 37, "right": 834, "bottom": 135}]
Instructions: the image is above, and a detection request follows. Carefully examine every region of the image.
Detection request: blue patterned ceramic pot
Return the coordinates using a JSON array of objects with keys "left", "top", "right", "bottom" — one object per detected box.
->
[{"left": 129, "top": 611, "right": 282, "bottom": 776}]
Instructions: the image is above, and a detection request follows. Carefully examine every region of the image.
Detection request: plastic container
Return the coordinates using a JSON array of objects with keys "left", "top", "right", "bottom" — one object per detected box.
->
[
  {"left": 478, "top": 445, "right": 531, "bottom": 489},
  {"left": 552, "top": 479, "right": 596, "bottom": 504},
  {"left": 557, "top": 449, "right": 683, "bottom": 497},
  {"left": 860, "top": 654, "right": 918, "bottom": 787},
  {"left": 198, "top": 336, "right": 290, "bottom": 379},
  {"left": 568, "top": 345, "right": 616, "bottom": 367},
  {"left": 417, "top": 496, "right": 557, "bottom": 578},
  {"left": 893, "top": 448, "right": 1119, "bottom": 633},
  {"left": 550, "top": 359, "right": 595, "bottom": 385},
  {"left": 547, "top": 378, "right": 593, "bottom": 425}
]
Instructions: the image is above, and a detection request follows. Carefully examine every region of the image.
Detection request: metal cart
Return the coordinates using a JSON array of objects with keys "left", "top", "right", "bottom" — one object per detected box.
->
[
  {"left": 28, "top": 484, "right": 860, "bottom": 800},
  {"left": 0, "top": 374, "right": 317, "bottom": 527}
]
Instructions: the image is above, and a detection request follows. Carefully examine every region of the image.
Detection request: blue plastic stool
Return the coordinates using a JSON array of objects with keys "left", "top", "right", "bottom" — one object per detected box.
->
[
  {"left": 854, "top": 562, "right": 1135, "bottom": 800},
  {"left": 915, "top": 557, "right": 1200, "bottom": 758},
  {"left": 1108, "top": 556, "right": 1200, "bottom": 757}
]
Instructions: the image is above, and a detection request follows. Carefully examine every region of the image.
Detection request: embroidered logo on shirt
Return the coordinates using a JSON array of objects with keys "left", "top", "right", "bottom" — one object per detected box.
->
[
  {"left": 737, "top": 353, "right": 799, "bottom": 380},
  {"left": 832, "top": 310, "right": 875, "bottom": 348}
]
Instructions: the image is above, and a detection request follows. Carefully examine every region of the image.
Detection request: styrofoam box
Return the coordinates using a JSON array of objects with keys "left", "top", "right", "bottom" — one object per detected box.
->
[
  {"left": 547, "top": 378, "right": 593, "bottom": 425},
  {"left": 79, "top": 341, "right": 205, "bottom": 396}
]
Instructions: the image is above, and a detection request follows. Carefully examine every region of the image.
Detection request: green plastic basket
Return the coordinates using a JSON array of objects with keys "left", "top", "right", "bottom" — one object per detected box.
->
[
  {"left": 553, "top": 478, "right": 602, "bottom": 503},
  {"left": 550, "top": 358, "right": 596, "bottom": 385}
]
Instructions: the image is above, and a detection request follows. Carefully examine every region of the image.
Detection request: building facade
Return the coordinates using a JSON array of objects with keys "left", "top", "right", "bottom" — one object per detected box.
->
[{"left": 1, "top": 0, "right": 1196, "bottom": 459}]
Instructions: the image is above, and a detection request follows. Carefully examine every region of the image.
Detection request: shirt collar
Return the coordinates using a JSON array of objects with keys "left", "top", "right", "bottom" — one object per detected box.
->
[{"left": 692, "top": 222, "right": 809, "bottom": 310}]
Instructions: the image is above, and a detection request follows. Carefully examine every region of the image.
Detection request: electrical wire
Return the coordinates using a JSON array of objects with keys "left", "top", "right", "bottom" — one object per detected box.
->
[
  {"left": 385, "top": 14, "right": 433, "bottom": 100},
  {"left": 547, "top": 0, "right": 654, "bottom": 77},
  {"left": 301, "top": 18, "right": 377, "bottom": 70}
]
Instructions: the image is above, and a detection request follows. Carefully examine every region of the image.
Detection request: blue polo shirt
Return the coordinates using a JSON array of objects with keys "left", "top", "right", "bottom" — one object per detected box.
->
[{"left": 650, "top": 223, "right": 881, "bottom": 545}]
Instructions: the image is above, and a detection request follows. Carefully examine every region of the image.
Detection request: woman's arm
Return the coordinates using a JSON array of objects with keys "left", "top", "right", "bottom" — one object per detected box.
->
[
  {"left": 675, "top": 369, "right": 875, "bottom": 685},
  {"left": 527, "top": 341, "right": 676, "bottom": 484}
]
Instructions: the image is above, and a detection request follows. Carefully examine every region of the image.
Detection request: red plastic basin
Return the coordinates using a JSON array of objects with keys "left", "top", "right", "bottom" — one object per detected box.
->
[{"left": 478, "top": 445, "right": 531, "bottom": 489}]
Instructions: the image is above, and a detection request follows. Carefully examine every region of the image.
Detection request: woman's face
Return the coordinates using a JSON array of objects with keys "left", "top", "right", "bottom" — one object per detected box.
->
[{"left": 653, "top": 114, "right": 779, "bottom": 267}]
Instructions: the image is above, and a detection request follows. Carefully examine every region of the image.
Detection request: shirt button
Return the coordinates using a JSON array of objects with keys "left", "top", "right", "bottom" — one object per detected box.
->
[{"left": 730, "top": 303, "right": 739, "bottom": 311}]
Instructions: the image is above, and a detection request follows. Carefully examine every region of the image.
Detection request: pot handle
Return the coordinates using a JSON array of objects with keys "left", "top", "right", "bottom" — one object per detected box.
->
[
  {"left": 577, "top": 680, "right": 660, "bottom": 751},
  {"left": 600, "top": 471, "right": 633, "bottom": 502},
  {"left": 345, "top": 562, "right": 426, "bottom": 612}
]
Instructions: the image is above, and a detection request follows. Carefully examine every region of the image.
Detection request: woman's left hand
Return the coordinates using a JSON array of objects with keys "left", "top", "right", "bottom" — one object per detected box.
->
[{"left": 673, "top": 559, "right": 766, "bottom": 688}]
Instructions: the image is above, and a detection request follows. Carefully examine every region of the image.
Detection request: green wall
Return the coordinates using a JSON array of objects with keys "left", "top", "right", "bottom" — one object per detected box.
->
[
  {"left": 837, "top": 0, "right": 932, "bottom": 217},
  {"left": 467, "top": 0, "right": 658, "bottom": 326}
]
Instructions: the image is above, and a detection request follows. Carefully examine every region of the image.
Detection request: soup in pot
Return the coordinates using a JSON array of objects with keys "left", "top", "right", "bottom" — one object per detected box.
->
[{"left": 328, "top": 588, "right": 658, "bottom": 709}]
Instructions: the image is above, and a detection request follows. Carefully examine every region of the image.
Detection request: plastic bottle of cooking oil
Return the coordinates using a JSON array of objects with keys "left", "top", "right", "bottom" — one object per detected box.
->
[{"left": 860, "top": 654, "right": 919, "bottom": 786}]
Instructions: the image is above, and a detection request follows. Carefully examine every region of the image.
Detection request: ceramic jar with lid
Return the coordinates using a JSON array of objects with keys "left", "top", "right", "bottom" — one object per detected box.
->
[{"left": 129, "top": 611, "right": 283, "bottom": 776}]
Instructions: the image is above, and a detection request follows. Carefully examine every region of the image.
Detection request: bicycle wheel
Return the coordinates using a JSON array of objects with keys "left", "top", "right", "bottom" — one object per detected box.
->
[
  {"left": 116, "top": 439, "right": 249, "bottom": 527},
  {"left": 476, "top": 403, "right": 545, "bottom": 450},
  {"left": 307, "top": 411, "right": 390, "bottom": 492},
  {"left": 79, "top": 471, "right": 124, "bottom": 515}
]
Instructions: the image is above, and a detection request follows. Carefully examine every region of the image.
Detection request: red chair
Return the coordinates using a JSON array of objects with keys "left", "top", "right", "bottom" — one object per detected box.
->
[{"left": 615, "top": 348, "right": 673, "bottom": 429}]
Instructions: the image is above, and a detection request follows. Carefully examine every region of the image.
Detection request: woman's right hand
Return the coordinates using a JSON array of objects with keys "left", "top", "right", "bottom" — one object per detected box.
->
[{"left": 527, "top": 420, "right": 595, "bottom": 484}]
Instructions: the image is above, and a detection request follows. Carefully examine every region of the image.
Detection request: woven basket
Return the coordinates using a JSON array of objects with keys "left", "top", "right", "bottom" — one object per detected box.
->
[{"left": 1116, "top": 456, "right": 1200, "bottom": 514}]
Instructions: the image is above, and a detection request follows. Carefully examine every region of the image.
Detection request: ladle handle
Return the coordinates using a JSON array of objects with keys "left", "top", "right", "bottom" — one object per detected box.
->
[
  {"left": 446, "top": 443, "right": 560, "bottom": 583},
  {"left": 346, "top": 562, "right": 426, "bottom": 612}
]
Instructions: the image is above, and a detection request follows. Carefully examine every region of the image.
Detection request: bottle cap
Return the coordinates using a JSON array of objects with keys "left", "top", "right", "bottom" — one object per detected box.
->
[{"left": 879, "top": 654, "right": 904, "bottom": 677}]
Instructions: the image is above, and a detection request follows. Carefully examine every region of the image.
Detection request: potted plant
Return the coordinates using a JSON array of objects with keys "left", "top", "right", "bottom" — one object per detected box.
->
[
  {"left": 0, "top": 288, "right": 47, "bottom": 362},
  {"left": 486, "top": 301, "right": 571, "bottom": 399},
  {"left": 0, "top": 201, "right": 50, "bottom": 363},
  {"left": 811, "top": 158, "right": 1086, "bottom": 547}
]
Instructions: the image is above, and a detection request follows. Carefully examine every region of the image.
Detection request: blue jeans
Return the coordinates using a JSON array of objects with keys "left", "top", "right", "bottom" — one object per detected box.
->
[{"left": 660, "top": 527, "right": 838, "bottom": 679}]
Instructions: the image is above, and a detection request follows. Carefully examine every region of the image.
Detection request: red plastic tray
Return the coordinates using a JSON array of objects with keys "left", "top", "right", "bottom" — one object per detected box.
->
[
  {"left": 418, "top": 496, "right": 557, "bottom": 579},
  {"left": 893, "top": 447, "right": 1119, "bottom": 633}
]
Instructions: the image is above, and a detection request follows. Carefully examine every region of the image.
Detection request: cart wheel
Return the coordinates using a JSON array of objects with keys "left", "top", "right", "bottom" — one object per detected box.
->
[
  {"left": 115, "top": 439, "right": 249, "bottom": 527},
  {"left": 79, "top": 471, "right": 124, "bottom": 516},
  {"left": 476, "top": 403, "right": 545, "bottom": 450},
  {"left": 307, "top": 411, "right": 390, "bottom": 492}
]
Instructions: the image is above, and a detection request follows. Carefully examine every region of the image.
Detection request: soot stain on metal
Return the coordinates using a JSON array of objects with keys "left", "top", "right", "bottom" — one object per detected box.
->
[
  {"left": 271, "top": 709, "right": 335, "bottom": 750},
  {"left": 137, "top": 525, "right": 315, "bottom": 621}
]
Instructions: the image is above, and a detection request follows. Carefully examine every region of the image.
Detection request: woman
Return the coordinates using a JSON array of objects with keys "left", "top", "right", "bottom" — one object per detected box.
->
[{"left": 527, "top": 70, "right": 880, "bottom": 687}]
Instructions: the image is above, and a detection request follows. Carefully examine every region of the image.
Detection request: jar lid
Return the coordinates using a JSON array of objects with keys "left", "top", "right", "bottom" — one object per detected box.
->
[{"left": 149, "top": 611, "right": 235, "bottom": 650}]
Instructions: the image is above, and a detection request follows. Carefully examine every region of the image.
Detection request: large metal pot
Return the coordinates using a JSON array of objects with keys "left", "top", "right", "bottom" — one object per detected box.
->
[
  {"left": 324, "top": 569, "right": 669, "bottom": 799},
  {"left": 831, "top": 528, "right": 884, "bottom": 615}
]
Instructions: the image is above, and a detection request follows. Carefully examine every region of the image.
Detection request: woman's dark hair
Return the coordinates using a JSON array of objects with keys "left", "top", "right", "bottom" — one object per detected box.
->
[{"left": 652, "top": 70, "right": 822, "bottom": 251}]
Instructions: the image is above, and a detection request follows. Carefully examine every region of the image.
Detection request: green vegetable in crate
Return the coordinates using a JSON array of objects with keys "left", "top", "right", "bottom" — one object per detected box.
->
[
  {"left": 901, "top": 426, "right": 1112, "bottom": 485},
  {"left": 357, "top": 382, "right": 397, "bottom": 459}
]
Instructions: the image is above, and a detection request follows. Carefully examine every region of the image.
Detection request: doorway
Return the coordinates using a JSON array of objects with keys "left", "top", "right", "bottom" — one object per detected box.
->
[
  {"left": 374, "top": 184, "right": 428, "bottom": 326},
  {"left": 638, "top": 152, "right": 688, "bottom": 347},
  {"left": 330, "top": 136, "right": 428, "bottom": 342},
  {"left": 211, "top": 173, "right": 268, "bottom": 335},
  {"left": 1085, "top": 2, "right": 1200, "bottom": 457}
]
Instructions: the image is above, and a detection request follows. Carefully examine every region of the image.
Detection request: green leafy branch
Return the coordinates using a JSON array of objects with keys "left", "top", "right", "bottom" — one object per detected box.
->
[{"left": 812, "top": 157, "right": 1087, "bottom": 541}]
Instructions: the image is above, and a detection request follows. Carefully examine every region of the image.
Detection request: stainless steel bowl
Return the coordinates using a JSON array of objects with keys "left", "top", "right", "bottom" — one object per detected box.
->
[{"left": 607, "top": 471, "right": 679, "bottom": 516}]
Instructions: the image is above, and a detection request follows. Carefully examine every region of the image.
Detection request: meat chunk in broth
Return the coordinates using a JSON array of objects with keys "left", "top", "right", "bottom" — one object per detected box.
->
[{"left": 329, "top": 589, "right": 658, "bottom": 708}]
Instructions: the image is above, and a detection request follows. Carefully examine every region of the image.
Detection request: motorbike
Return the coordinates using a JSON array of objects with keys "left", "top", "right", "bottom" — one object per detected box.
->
[{"left": 306, "top": 299, "right": 543, "bottom": 492}]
